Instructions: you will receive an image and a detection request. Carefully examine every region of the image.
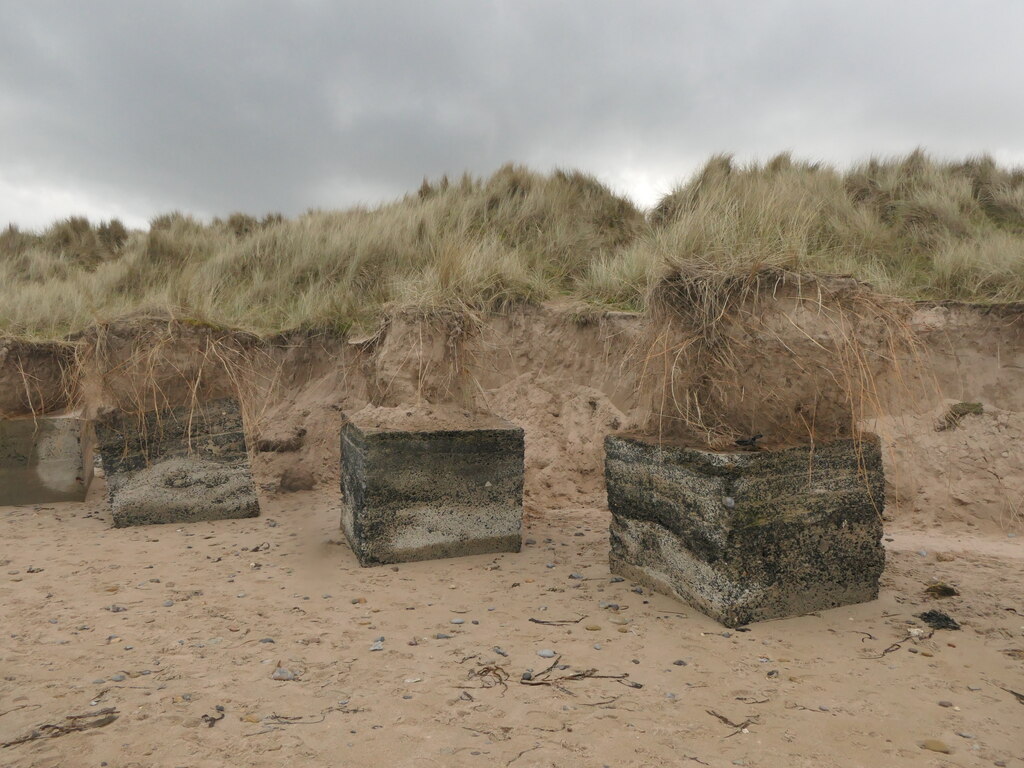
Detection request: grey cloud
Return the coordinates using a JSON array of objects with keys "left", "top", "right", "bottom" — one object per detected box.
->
[{"left": 1, "top": 1, "right": 1022, "bottom": 227}]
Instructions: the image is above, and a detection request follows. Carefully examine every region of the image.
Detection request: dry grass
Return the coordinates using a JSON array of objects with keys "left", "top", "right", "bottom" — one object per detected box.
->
[{"left": 2, "top": 152, "right": 1024, "bottom": 341}]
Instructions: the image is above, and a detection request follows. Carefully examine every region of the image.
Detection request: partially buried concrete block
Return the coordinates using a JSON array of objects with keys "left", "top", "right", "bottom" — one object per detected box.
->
[
  {"left": 605, "top": 433, "right": 885, "bottom": 627},
  {"left": 0, "top": 415, "right": 93, "bottom": 504},
  {"left": 95, "top": 398, "right": 259, "bottom": 527},
  {"left": 341, "top": 412, "right": 524, "bottom": 565}
]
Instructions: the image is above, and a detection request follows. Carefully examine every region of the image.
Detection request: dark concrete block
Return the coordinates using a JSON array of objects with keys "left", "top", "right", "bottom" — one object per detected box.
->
[
  {"left": 0, "top": 416, "right": 93, "bottom": 504},
  {"left": 341, "top": 415, "right": 524, "bottom": 565},
  {"left": 605, "top": 433, "right": 885, "bottom": 626},
  {"left": 95, "top": 398, "right": 259, "bottom": 527}
]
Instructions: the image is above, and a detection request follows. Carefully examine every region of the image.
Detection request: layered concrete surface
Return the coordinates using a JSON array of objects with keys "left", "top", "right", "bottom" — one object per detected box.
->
[
  {"left": 0, "top": 415, "right": 93, "bottom": 504},
  {"left": 605, "top": 433, "right": 885, "bottom": 626},
  {"left": 341, "top": 415, "right": 524, "bottom": 565},
  {"left": 95, "top": 398, "right": 259, "bottom": 527}
]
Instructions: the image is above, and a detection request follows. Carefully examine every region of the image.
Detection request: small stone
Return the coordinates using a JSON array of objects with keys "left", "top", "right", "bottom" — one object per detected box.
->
[
  {"left": 917, "top": 549, "right": 928, "bottom": 557},
  {"left": 593, "top": 643, "right": 602, "bottom": 650},
  {"left": 610, "top": 576, "right": 624, "bottom": 583},
  {"left": 107, "top": 605, "right": 126, "bottom": 613},
  {"left": 920, "top": 739, "right": 951, "bottom": 754},
  {"left": 967, "top": 685, "right": 981, "bottom": 691},
  {"left": 163, "top": 600, "right": 174, "bottom": 607},
  {"left": 450, "top": 619, "right": 464, "bottom": 625},
  {"left": 351, "top": 597, "right": 366, "bottom": 605},
  {"left": 369, "top": 640, "right": 384, "bottom": 651},
  {"left": 569, "top": 573, "right": 583, "bottom": 580},
  {"left": 109, "top": 674, "right": 126, "bottom": 682},
  {"left": 537, "top": 649, "right": 556, "bottom": 658},
  {"left": 673, "top": 659, "right": 687, "bottom": 666},
  {"left": 493, "top": 646, "right": 508, "bottom": 657},
  {"left": 435, "top": 633, "right": 452, "bottom": 640},
  {"left": 259, "top": 637, "right": 275, "bottom": 644},
  {"left": 722, "top": 496, "right": 735, "bottom": 509},
  {"left": 271, "top": 667, "right": 297, "bottom": 681},
  {"left": 938, "top": 700, "right": 954, "bottom": 708},
  {"left": 545, "top": 563, "right": 555, "bottom": 569},
  {"left": 666, "top": 692, "right": 677, "bottom": 700},
  {"left": 521, "top": 671, "right": 533, "bottom": 681},
  {"left": 585, "top": 625, "right": 601, "bottom": 631},
  {"left": 525, "top": 539, "right": 536, "bottom": 545},
  {"left": 957, "top": 732, "right": 975, "bottom": 739},
  {"left": 818, "top": 705, "right": 830, "bottom": 712}
]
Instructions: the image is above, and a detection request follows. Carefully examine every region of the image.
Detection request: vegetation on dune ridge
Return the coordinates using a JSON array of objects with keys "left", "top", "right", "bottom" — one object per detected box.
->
[{"left": 2, "top": 152, "right": 1024, "bottom": 340}]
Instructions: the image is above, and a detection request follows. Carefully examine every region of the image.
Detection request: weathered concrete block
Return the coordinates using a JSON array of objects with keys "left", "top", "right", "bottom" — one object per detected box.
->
[
  {"left": 341, "top": 414, "right": 524, "bottom": 565},
  {"left": 605, "top": 433, "right": 885, "bottom": 626},
  {"left": 95, "top": 398, "right": 259, "bottom": 527},
  {"left": 0, "top": 416, "right": 93, "bottom": 504}
]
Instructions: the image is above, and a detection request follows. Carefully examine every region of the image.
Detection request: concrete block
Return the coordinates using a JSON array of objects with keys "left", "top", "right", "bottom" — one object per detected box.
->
[
  {"left": 95, "top": 398, "right": 259, "bottom": 527},
  {"left": 341, "top": 414, "right": 524, "bottom": 565},
  {"left": 0, "top": 415, "right": 93, "bottom": 504},
  {"left": 605, "top": 433, "right": 885, "bottom": 626}
]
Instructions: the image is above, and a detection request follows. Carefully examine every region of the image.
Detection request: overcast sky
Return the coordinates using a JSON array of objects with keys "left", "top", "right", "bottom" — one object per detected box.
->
[{"left": 2, "top": 1, "right": 1023, "bottom": 229}]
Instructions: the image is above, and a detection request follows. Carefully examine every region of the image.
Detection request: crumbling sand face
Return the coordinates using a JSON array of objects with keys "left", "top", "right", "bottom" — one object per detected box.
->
[
  {"left": 0, "top": 339, "right": 77, "bottom": 417},
  {"left": 5, "top": 299, "right": 1020, "bottom": 531}
]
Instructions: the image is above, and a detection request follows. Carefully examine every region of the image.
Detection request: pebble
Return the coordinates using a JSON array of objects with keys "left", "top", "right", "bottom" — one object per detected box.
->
[
  {"left": 545, "top": 563, "right": 555, "bottom": 569},
  {"left": 938, "top": 700, "right": 954, "bottom": 708},
  {"left": 271, "top": 667, "right": 297, "bottom": 681},
  {"left": 593, "top": 644, "right": 602, "bottom": 650},
  {"left": 109, "top": 674, "right": 126, "bottom": 682},
  {"left": 524, "top": 539, "right": 536, "bottom": 545},
  {"left": 259, "top": 638, "right": 275, "bottom": 644},
  {"left": 537, "top": 649, "right": 556, "bottom": 658},
  {"left": 91, "top": 678, "right": 105, "bottom": 685},
  {"left": 917, "top": 549, "right": 928, "bottom": 557},
  {"left": 585, "top": 625, "right": 601, "bottom": 631},
  {"left": 967, "top": 685, "right": 981, "bottom": 691},
  {"left": 163, "top": 600, "right": 174, "bottom": 607},
  {"left": 236, "top": 593, "right": 246, "bottom": 598},
  {"left": 369, "top": 640, "right": 384, "bottom": 651},
  {"left": 493, "top": 646, "right": 508, "bottom": 657},
  {"left": 610, "top": 577, "right": 624, "bottom": 583},
  {"left": 920, "top": 739, "right": 951, "bottom": 754},
  {"left": 673, "top": 659, "right": 687, "bottom": 666},
  {"left": 957, "top": 732, "right": 975, "bottom": 739},
  {"left": 435, "top": 633, "right": 452, "bottom": 640},
  {"left": 521, "top": 670, "right": 533, "bottom": 681},
  {"left": 450, "top": 619, "right": 464, "bottom": 625},
  {"left": 722, "top": 496, "right": 735, "bottom": 509},
  {"left": 569, "top": 573, "right": 583, "bottom": 580},
  {"left": 107, "top": 605, "right": 126, "bottom": 613},
  {"left": 666, "top": 693, "right": 677, "bottom": 700}
]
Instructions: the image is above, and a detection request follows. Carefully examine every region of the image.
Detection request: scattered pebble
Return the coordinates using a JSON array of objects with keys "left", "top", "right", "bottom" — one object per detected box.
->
[
  {"left": 569, "top": 573, "right": 583, "bottom": 580},
  {"left": 450, "top": 619, "right": 464, "bottom": 625},
  {"left": 957, "top": 732, "right": 975, "bottom": 739},
  {"left": 271, "top": 666, "right": 297, "bottom": 681},
  {"left": 369, "top": 640, "right": 384, "bottom": 651},
  {"left": 162, "top": 600, "right": 174, "bottom": 607},
  {"left": 537, "top": 649, "right": 556, "bottom": 658},
  {"left": 106, "top": 605, "right": 126, "bottom": 613},
  {"left": 593, "top": 644, "right": 602, "bottom": 650},
  {"left": 722, "top": 496, "right": 735, "bottom": 509},
  {"left": 920, "top": 739, "right": 951, "bottom": 754},
  {"left": 435, "top": 633, "right": 452, "bottom": 640},
  {"left": 493, "top": 646, "right": 508, "bottom": 657},
  {"left": 259, "top": 638, "right": 275, "bottom": 644},
  {"left": 673, "top": 659, "right": 687, "bottom": 667},
  {"left": 610, "top": 577, "right": 624, "bottom": 583},
  {"left": 938, "top": 700, "right": 954, "bottom": 708},
  {"left": 109, "top": 674, "right": 126, "bottom": 682}
]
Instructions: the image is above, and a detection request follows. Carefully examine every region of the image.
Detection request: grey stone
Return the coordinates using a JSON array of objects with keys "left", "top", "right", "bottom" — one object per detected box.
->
[
  {"left": 0, "top": 415, "right": 93, "bottom": 504},
  {"left": 340, "top": 415, "right": 524, "bottom": 565},
  {"left": 604, "top": 433, "right": 886, "bottom": 627},
  {"left": 537, "top": 649, "right": 556, "bottom": 658},
  {"left": 95, "top": 398, "right": 259, "bottom": 527}
]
